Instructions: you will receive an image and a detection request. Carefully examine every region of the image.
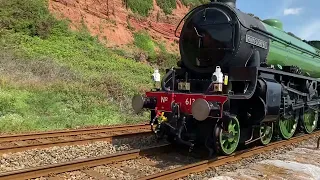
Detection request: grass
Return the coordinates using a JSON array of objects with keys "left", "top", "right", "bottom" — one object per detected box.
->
[
  {"left": 0, "top": 83, "right": 126, "bottom": 132},
  {"left": 0, "top": 31, "right": 153, "bottom": 133},
  {"left": 156, "top": 0, "right": 177, "bottom": 15},
  {"left": 0, "top": 0, "right": 69, "bottom": 39},
  {"left": 0, "top": 0, "right": 155, "bottom": 133},
  {"left": 133, "top": 31, "right": 179, "bottom": 68},
  {"left": 0, "top": 0, "right": 182, "bottom": 133},
  {"left": 134, "top": 31, "right": 156, "bottom": 59},
  {"left": 126, "top": 0, "right": 154, "bottom": 17},
  {"left": 125, "top": 0, "right": 210, "bottom": 16},
  {"left": 181, "top": 0, "right": 210, "bottom": 7}
]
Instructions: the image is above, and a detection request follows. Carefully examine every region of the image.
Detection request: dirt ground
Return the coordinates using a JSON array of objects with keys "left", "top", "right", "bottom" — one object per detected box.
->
[{"left": 48, "top": 0, "right": 188, "bottom": 53}]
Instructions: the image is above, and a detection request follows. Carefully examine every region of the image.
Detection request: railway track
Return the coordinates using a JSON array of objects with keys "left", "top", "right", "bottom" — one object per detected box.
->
[
  {"left": 0, "top": 123, "right": 152, "bottom": 155},
  {"left": 0, "top": 131, "right": 319, "bottom": 180},
  {"left": 138, "top": 131, "right": 320, "bottom": 180},
  {"left": 0, "top": 144, "right": 172, "bottom": 180}
]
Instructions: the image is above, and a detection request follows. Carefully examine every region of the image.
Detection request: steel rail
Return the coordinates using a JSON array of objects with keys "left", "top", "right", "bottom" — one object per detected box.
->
[
  {"left": 138, "top": 131, "right": 320, "bottom": 180},
  {"left": 0, "top": 144, "right": 172, "bottom": 180},
  {"left": 0, "top": 124, "right": 152, "bottom": 155},
  {"left": 0, "top": 131, "right": 152, "bottom": 155},
  {"left": 0, "top": 123, "right": 150, "bottom": 142}
]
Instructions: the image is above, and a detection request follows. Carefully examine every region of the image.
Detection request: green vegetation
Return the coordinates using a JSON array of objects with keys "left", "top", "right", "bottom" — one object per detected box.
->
[
  {"left": 0, "top": 0, "right": 154, "bottom": 133},
  {"left": 127, "top": 0, "right": 153, "bottom": 17},
  {"left": 155, "top": 42, "right": 180, "bottom": 68},
  {"left": 0, "top": 0, "right": 69, "bottom": 39},
  {"left": 156, "top": 0, "right": 177, "bottom": 15},
  {"left": 125, "top": 0, "right": 209, "bottom": 16},
  {"left": 133, "top": 31, "right": 179, "bottom": 68},
  {"left": 181, "top": 0, "right": 210, "bottom": 7},
  {"left": 134, "top": 31, "right": 156, "bottom": 59}
]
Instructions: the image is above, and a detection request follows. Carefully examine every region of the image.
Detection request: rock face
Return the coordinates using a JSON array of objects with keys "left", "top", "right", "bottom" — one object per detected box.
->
[{"left": 48, "top": 0, "right": 189, "bottom": 52}]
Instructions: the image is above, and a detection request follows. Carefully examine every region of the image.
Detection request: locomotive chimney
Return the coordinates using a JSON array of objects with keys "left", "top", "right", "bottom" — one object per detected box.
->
[{"left": 212, "top": 0, "right": 236, "bottom": 8}]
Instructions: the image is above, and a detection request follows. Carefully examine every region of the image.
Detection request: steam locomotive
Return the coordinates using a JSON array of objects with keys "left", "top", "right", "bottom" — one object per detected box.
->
[{"left": 132, "top": 0, "right": 320, "bottom": 155}]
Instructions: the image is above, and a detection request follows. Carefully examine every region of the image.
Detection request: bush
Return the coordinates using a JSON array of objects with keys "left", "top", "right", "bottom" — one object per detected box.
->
[
  {"left": 181, "top": 0, "right": 210, "bottom": 7},
  {"left": 134, "top": 31, "right": 156, "bottom": 59},
  {"left": 156, "top": 0, "right": 177, "bottom": 14},
  {"left": 127, "top": 0, "right": 153, "bottom": 17},
  {"left": 0, "top": 0, "right": 69, "bottom": 39},
  {"left": 133, "top": 31, "right": 179, "bottom": 68}
]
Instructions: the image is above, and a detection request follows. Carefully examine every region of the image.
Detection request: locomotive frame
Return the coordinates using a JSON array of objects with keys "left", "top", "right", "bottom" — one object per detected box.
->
[{"left": 132, "top": 0, "right": 320, "bottom": 156}]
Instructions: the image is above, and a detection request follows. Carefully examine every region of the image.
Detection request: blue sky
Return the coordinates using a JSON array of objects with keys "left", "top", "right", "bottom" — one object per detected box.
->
[{"left": 236, "top": 0, "right": 320, "bottom": 40}]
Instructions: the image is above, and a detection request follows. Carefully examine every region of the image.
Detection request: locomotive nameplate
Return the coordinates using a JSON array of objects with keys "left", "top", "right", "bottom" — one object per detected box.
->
[{"left": 246, "top": 34, "right": 268, "bottom": 49}]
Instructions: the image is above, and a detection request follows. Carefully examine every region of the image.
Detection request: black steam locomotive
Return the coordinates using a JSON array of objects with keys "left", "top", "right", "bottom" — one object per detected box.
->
[{"left": 132, "top": 0, "right": 320, "bottom": 155}]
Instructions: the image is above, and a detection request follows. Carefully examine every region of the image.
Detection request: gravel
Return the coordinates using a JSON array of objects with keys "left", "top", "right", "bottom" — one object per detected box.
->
[
  {"left": 51, "top": 135, "right": 313, "bottom": 180},
  {"left": 2, "top": 130, "right": 320, "bottom": 180},
  {"left": 86, "top": 151, "right": 200, "bottom": 180},
  {"left": 27, "top": 151, "right": 200, "bottom": 180},
  {"left": 0, "top": 134, "right": 163, "bottom": 173},
  {"left": 51, "top": 171, "right": 93, "bottom": 180},
  {"left": 182, "top": 135, "right": 320, "bottom": 180}
]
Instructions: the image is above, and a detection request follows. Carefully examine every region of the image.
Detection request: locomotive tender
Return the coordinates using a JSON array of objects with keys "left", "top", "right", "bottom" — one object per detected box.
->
[{"left": 132, "top": 0, "right": 320, "bottom": 155}]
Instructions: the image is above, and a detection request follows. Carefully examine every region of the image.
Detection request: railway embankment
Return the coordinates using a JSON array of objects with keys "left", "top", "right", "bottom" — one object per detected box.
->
[{"left": 0, "top": 0, "right": 197, "bottom": 133}]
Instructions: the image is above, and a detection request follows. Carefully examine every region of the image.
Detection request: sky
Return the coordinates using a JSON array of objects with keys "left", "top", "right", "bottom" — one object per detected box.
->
[{"left": 236, "top": 0, "right": 320, "bottom": 41}]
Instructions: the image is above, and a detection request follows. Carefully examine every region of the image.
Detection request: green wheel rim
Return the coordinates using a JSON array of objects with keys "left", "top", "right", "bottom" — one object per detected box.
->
[
  {"left": 278, "top": 114, "right": 297, "bottom": 139},
  {"left": 219, "top": 117, "right": 240, "bottom": 155},
  {"left": 260, "top": 122, "right": 273, "bottom": 145},
  {"left": 303, "top": 109, "right": 318, "bottom": 134}
]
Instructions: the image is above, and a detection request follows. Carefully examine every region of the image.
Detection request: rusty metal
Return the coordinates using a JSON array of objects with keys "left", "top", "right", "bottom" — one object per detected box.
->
[
  {"left": 2, "top": 130, "right": 319, "bottom": 180},
  {"left": 0, "top": 124, "right": 152, "bottom": 155},
  {"left": 138, "top": 131, "right": 320, "bottom": 180},
  {"left": 317, "top": 136, "right": 320, "bottom": 149},
  {"left": 0, "top": 144, "right": 172, "bottom": 180},
  {"left": 0, "top": 123, "right": 149, "bottom": 142}
]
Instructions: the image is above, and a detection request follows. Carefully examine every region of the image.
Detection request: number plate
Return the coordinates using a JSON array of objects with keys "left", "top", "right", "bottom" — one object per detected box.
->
[
  {"left": 185, "top": 98, "right": 195, "bottom": 106},
  {"left": 145, "top": 91, "right": 228, "bottom": 117}
]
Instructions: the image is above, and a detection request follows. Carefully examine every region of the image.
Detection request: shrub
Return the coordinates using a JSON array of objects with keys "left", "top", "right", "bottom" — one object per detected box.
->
[
  {"left": 133, "top": 31, "right": 179, "bottom": 68},
  {"left": 0, "top": 0, "right": 69, "bottom": 39},
  {"left": 181, "top": 0, "right": 210, "bottom": 7},
  {"left": 134, "top": 31, "right": 156, "bottom": 60},
  {"left": 155, "top": 42, "right": 179, "bottom": 68},
  {"left": 126, "top": 0, "right": 153, "bottom": 17},
  {"left": 156, "top": 0, "right": 177, "bottom": 14}
]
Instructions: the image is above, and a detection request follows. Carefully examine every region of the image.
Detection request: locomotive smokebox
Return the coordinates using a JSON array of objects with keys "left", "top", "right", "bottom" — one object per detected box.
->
[{"left": 214, "top": 0, "right": 236, "bottom": 8}]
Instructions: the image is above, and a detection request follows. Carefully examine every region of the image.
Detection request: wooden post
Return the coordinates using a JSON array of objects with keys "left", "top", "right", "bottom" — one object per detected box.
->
[{"left": 317, "top": 136, "right": 320, "bottom": 149}]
